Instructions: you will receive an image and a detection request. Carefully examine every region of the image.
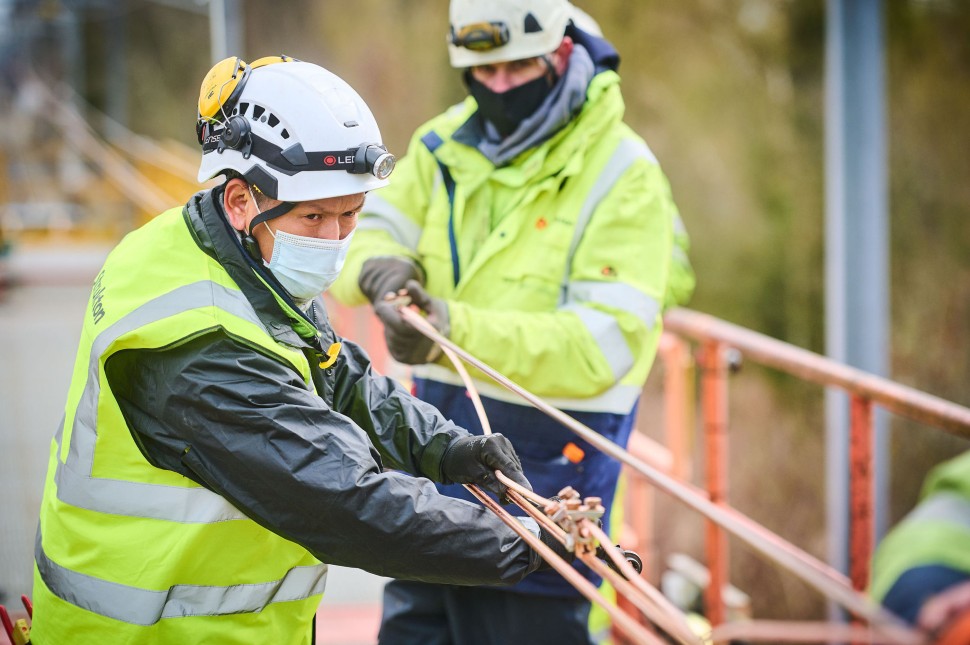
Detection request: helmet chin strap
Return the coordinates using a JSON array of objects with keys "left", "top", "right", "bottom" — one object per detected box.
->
[
  {"left": 248, "top": 201, "right": 296, "bottom": 236},
  {"left": 240, "top": 185, "right": 295, "bottom": 262}
]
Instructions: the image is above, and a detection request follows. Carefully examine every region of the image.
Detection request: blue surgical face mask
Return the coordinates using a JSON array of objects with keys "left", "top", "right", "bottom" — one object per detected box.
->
[
  {"left": 250, "top": 188, "right": 354, "bottom": 300},
  {"left": 264, "top": 228, "right": 355, "bottom": 300}
]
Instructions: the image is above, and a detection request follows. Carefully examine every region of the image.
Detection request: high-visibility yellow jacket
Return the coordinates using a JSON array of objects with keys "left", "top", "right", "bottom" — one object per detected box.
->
[
  {"left": 332, "top": 69, "right": 693, "bottom": 415},
  {"left": 32, "top": 189, "right": 538, "bottom": 644},
  {"left": 870, "top": 450, "right": 970, "bottom": 623}
]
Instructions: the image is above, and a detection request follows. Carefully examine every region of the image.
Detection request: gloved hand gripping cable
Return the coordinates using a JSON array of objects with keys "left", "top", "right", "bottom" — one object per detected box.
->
[{"left": 391, "top": 294, "right": 702, "bottom": 645}]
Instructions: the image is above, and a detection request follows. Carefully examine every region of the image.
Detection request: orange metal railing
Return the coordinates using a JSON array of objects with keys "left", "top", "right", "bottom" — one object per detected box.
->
[{"left": 637, "top": 307, "right": 970, "bottom": 630}]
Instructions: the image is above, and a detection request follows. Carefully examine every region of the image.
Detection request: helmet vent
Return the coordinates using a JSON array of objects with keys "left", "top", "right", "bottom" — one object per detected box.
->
[
  {"left": 343, "top": 120, "right": 359, "bottom": 128},
  {"left": 252, "top": 105, "right": 266, "bottom": 120},
  {"left": 280, "top": 129, "right": 290, "bottom": 140},
  {"left": 267, "top": 113, "right": 280, "bottom": 127},
  {"left": 239, "top": 102, "right": 250, "bottom": 116},
  {"left": 523, "top": 13, "right": 543, "bottom": 33}
]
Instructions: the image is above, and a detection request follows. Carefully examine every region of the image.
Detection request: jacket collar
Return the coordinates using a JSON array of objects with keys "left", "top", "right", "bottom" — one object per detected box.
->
[
  {"left": 182, "top": 187, "right": 331, "bottom": 352},
  {"left": 440, "top": 68, "right": 624, "bottom": 190}
]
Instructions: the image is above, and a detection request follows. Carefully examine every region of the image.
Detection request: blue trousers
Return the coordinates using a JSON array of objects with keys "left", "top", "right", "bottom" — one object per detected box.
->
[
  {"left": 881, "top": 564, "right": 970, "bottom": 624},
  {"left": 378, "top": 580, "right": 594, "bottom": 645}
]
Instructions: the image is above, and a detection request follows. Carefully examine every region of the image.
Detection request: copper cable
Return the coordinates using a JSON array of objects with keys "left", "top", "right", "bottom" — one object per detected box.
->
[
  {"left": 504, "top": 488, "right": 567, "bottom": 541},
  {"left": 579, "top": 546, "right": 701, "bottom": 645},
  {"left": 463, "top": 483, "right": 665, "bottom": 645},
  {"left": 396, "top": 305, "right": 925, "bottom": 644},
  {"left": 414, "top": 302, "right": 698, "bottom": 644},
  {"left": 710, "top": 620, "right": 925, "bottom": 644},
  {"left": 587, "top": 523, "right": 701, "bottom": 645}
]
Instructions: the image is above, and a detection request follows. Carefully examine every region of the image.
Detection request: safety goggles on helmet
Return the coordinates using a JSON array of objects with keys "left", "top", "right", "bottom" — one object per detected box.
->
[
  {"left": 196, "top": 57, "right": 394, "bottom": 206},
  {"left": 451, "top": 21, "right": 511, "bottom": 52},
  {"left": 447, "top": 0, "right": 573, "bottom": 68}
]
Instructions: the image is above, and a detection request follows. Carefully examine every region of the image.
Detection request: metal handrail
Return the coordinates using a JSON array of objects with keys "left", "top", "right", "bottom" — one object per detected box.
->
[
  {"left": 651, "top": 307, "right": 970, "bottom": 632},
  {"left": 663, "top": 308, "right": 970, "bottom": 437}
]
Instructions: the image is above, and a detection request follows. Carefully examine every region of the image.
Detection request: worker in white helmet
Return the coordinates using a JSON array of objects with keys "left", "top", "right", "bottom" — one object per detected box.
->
[
  {"left": 30, "top": 56, "right": 572, "bottom": 645},
  {"left": 331, "top": 1, "right": 695, "bottom": 642}
]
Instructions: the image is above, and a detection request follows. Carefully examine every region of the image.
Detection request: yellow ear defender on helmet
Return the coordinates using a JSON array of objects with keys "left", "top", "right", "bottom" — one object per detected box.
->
[{"left": 196, "top": 55, "right": 297, "bottom": 145}]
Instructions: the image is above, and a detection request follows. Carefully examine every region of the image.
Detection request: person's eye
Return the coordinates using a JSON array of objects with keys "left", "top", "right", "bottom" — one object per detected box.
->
[{"left": 304, "top": 213, "right": 321, "bottom": 221}]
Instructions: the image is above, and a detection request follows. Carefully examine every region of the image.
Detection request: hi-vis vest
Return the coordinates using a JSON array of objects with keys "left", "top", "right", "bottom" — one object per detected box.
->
[{"left": 32, "top": 207, "right": 325, "bottom": 645}]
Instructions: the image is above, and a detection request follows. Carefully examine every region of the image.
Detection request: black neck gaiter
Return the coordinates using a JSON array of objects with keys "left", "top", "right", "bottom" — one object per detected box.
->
[{"left": 465, "top": 70, "right": 556, "bottom": 138}]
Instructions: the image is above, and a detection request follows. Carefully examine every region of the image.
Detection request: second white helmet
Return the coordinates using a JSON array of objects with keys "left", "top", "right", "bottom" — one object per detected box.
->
[
  {"left": 197, "top": 58, "right": 393, "bottom": 202},
  {"left": 447, "top": 0, "right": 575, "bottom": 68}
]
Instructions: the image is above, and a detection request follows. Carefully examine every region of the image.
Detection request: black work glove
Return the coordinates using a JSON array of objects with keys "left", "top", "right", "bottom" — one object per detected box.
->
[
  {"left": 373, "top": 279, "right": 449, "bottom": 365},
  {"left": 440, "top": 433, "right": 532, "bottom": 503},
  {"left": 536, "top": 527, "right": 576, "bottom": 571},
  {"left": 358, "top": 257, "right": 424, "bottom": 304}
]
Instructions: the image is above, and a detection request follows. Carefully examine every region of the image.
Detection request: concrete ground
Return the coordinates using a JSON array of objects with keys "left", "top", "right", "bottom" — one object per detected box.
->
[{"left": 0, "top": 245, "right": 386, "bottom": 645}]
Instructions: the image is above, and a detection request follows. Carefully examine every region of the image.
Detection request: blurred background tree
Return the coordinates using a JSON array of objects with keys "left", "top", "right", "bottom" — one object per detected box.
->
[{"left": 1, "top": 0, "right": 967, "bottom": 624}]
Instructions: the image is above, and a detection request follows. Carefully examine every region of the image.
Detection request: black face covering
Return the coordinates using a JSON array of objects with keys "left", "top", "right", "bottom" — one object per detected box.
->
[{"left": 465, "top": 69, "right": 556, "bottom": 138}]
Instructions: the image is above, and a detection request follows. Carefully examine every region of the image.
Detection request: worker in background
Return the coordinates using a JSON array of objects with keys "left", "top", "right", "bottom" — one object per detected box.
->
[
  {"left": 331, "top": 0, "right": 695, "bottom": 641},
  {"left": 30, "top": 57, "right": 572, "bottom": 645},
  {"left": 870, "top": 450, "right": 970, "bottom": 640}
]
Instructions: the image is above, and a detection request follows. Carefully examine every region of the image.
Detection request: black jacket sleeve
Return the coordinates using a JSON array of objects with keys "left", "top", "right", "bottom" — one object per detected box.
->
[
  {"left": 104, "top": 329, "right": 539, "bottom": 584},
  {"left": 328, "top": 337, "right": 460, "bottom": 481}
]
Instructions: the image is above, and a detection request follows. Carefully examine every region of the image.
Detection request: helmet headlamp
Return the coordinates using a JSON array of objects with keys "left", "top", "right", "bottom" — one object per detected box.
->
[{"left": 354, "top": 144, "right": 396, "bottom": 180}]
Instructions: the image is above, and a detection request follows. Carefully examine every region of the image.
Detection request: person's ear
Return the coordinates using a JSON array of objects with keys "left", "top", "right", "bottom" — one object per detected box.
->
[
  {"left": 223, "top": 178, "right": 254, "bottom": 233},
  {"left": 552, "top": 36, "right": 574, "bottom": 76}
]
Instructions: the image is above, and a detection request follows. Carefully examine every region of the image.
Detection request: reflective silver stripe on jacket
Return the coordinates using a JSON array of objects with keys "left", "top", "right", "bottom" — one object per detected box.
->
[
  {"left": 672, "top": 244, "right": 690, "bottom": 265},
  {"left": 552, "top": 139, "right": 664, "bottom": 385},
  {"left": 56, "top": 280, "right": 266, "bottom": 524},
  {"left": 560, "top": 281, "right": 661, "bottom": 381},
  {"left": 358, "top": 193, "right": 423, "bottom": 252},
  {"left": 561, "top": 137, "right": 658, "bottom": 289},
  {"left": 905, "top": 493, "right": 970, "bottom": 531},
  {"left": 565, "top": 280, "right": 661, "bottom": 328},
  {"left": 412, "top": 363, "right": 641, "bottom": 415},
  {"left": 559, "top": 306, "right": 633, "bottom": 381},
  {"left": 36, "top": 531, "right": 327, "bottom": 625},
  {"left": 673, "top": 212, "right": 687, "bottom": 237}
]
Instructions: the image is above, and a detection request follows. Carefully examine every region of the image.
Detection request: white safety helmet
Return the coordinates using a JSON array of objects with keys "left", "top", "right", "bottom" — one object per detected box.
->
[
  {"left": 447, "top": 0, "right": 576, "bottom": 68},
  {"left": 196, "top": 57, "right": 394, "bottom": 202}
]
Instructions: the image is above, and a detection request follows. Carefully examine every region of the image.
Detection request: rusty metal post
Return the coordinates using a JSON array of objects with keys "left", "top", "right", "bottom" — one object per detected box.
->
[
  {"left": 701, "top": 340, "right": 729, "bottom": 626},
  {"left": 849, "top": 395, "right": 874, "bottom": 592},
  {"left": 661, "top": 333, "right": 692, "bottom": 481}
]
